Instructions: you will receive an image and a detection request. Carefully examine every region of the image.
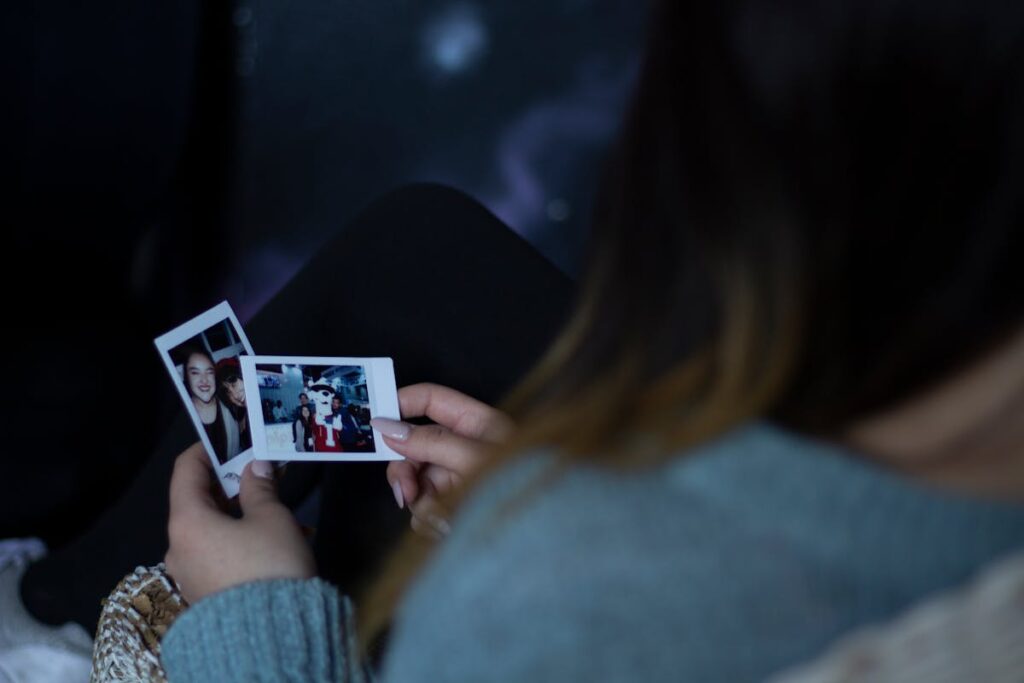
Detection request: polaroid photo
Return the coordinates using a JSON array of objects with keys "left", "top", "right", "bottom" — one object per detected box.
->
[
  {"left": 240, "top": 356, "right": 403, "bottom": 462},
  {"left": 154, "top": 302, "right": 256, "bottom": 497}
]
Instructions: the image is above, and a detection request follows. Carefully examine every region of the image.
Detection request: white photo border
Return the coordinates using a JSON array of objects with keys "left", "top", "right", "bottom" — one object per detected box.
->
[
  {"left": 240, "top": 355, "right": 403, "bottom": 462},
  {"left": 153, "top": 301, "right": 256, "bottom": 497}
]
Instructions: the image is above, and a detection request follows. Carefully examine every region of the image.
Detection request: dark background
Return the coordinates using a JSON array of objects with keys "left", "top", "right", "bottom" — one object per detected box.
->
[{"left": 4, "top": 0, "right": 646, "bottom": 546}]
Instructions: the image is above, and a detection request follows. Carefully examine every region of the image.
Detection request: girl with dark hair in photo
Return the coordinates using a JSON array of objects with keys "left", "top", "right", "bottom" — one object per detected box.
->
[
  {"left": 216, "top": 357, "right": 251, "bottom": 455},
  {"left": 293, "top": 404, "right": 315, "bottom": 452}
]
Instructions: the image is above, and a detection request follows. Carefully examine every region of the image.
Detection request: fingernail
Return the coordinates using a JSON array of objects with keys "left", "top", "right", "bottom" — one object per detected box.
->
[
  {"left": 251, "top": 460, "right": 274, "bottom": 479},
  {"left": 392, "top": 481, "right": 404, "bottom": 509},
  {"left": 429, "top": 515, "right": 452, "bottom": 536},
  {"left": 371, "top": 417, "right": 412, "bottom": 441}
]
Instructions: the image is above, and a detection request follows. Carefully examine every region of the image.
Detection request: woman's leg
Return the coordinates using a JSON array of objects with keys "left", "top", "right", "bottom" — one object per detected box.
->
[{"left": 20, "top": 184, "right": 575, "bottom": 631}]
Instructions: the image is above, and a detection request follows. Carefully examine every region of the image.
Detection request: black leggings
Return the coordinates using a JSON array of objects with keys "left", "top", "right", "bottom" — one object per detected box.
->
[{"left": 21, "top": 184, "right": 574, "bottom": 632}]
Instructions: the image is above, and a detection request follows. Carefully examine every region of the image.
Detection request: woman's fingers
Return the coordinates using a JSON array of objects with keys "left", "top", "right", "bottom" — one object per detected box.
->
[
  {"left": 168, "top": 442, "right": 220, "bottom": 519},
  {"left": 409, "top": 493, "right": 451, "bottom": 539},
  {"left": 420, "top": 462, "right": 462, "bottom": 495},
  {"left": 396, "top": 383, "right": 513, "bottom": 443},
  {"left": 386, "top": 459, "right": 422, "bottom": 509},
  {"left": 167, "top": 456, "right": 315, "bottom": 604},
  {"left": 374, "top": 419, "right": 487, "bottom": 475},
  {"left": 387, "top": 457, "right": 463, "bottom": 510},
  {"left": 409, "top": 513, "right": 444, "bottom": 541},
  {"left": 380, "top": 384, "right": 511, "bottom": 515},
  {"left": 238, "top": 460, "right": 284, "bottom": 516}
]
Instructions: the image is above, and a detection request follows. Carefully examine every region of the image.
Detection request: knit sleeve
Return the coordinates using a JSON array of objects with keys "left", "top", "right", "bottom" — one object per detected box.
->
[{"left": 160, "top": 578, "right": 371, "bottom": 683}]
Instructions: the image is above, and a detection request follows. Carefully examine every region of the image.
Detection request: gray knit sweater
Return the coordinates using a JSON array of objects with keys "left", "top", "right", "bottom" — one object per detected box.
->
[{"left": 161, "top": 423, "right": 1024, "bottom": 682}]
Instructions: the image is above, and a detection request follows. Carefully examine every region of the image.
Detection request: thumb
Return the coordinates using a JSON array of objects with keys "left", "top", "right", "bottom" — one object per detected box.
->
[{"left": 239, "top": 459, "right": 281, "bottom": 513}]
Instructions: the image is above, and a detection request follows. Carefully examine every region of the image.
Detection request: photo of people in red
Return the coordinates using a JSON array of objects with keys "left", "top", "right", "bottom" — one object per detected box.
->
[{"left": 255, "top": 363, "right": 375, "bottom": 454}]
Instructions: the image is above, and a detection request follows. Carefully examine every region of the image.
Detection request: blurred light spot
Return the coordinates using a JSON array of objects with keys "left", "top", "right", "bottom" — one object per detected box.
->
[
  {"left": 234, "top": 6, "right": 258, "bottom": 78},
  {"left": 546, "top": 198, "right": 571, "bottom": 222},
  {"left": 232, "top": 7, "right": 253, "bottom": 27},
  {"left": 421, "top": 4, "right": 489, "bottom": 78},
  {"left": 480, "top": 56, "right": 640, "bottom": 239}
]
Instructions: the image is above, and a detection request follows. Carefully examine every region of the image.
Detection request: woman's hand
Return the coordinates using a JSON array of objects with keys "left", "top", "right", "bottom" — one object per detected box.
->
[
  {"left": 164, "top": 443, "right": 316, "bottom": 604},
  {"left": 375, "top": 383, "right": 513, "bottom": 538}
]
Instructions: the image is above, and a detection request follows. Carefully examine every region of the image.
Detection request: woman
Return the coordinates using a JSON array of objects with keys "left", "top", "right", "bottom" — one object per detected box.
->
[
  {"left": 216, "top": 357, "right": 252, "bottom": 455},
  {"left": 293, "top": 404, "right": 314, "bottom": 452},
  {"left": 182, "top": 349, "right": 241, "bottom": 465},
  {"left": 160, "top": 0, "right": 1024, "bottom": 680}
]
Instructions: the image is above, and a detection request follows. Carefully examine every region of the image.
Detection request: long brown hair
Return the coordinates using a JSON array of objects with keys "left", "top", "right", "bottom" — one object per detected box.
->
[{"left": 360, "top": 0, "right": 1024, "bottom": 644}]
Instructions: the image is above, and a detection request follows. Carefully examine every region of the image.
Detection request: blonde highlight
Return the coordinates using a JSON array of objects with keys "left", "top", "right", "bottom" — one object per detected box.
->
[{"left": 356, "top": 241, "right": 803, "bottom": 649}]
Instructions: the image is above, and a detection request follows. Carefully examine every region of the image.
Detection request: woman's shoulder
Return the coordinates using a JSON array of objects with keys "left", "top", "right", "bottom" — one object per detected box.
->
[
  {"left": 380, "top": 425, "right": 819, "bottom": 682},
  {"left": 380, "top": 423, "right": 1024, "bottom": 683},
  {"left": 428, "top": 422, "right": 841, "bottom": 546}
]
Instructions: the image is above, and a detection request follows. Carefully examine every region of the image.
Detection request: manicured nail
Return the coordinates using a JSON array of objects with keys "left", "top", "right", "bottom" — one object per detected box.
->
[
  {"left": 251, "top": 460, "right": 274, "bottom": 479},
  {"left": 429, "top": 515, "right": 452, "bottom": 537},
  {"left": 392, "top": 481, "right": 405, "bottom": 509},
  {"left": 371, "top": 417, "right": 412, "bottom": 441}
]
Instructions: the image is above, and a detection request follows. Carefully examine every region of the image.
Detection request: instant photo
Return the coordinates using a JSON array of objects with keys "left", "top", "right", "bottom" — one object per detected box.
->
[
  {"left": 154, "top": 302, "right": 256, "bottom": 497},
  {"left": 240, "top": 356, "right": 402, "bottom": 462}
]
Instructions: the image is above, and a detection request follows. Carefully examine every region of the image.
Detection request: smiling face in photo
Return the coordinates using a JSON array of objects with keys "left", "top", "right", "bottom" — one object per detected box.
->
[{"left": 186, "top": 352, "right": 216, "bottom": 404}]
